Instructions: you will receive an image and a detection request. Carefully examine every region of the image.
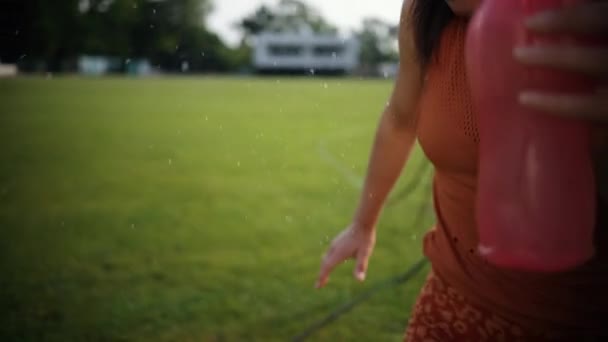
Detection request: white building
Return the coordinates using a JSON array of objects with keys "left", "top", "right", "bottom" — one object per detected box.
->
[
  {"left": 0, "top": 62, "right": 17, "bottom": 77},
  {"left": 252, "top": 32, "right": 359, "bottom": 74}
]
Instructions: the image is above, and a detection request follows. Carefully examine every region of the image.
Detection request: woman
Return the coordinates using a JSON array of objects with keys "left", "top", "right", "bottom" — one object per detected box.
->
[{"left": 316, "top": 0, "right": 608, "bottom": 340}]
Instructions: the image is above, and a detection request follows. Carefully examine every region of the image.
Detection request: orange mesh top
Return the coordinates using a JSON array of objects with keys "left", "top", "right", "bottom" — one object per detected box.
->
[{"left": 416, "top": 18, "right": 608, "bottom": 333}]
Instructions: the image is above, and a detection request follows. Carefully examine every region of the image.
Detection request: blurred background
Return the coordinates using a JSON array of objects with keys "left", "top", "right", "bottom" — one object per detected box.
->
[
  {"left": 1, "top": 0, "right": 401, "bottom": 77},
  {"left": 0, "top": 0, "right": 434, "bottom": 340}
]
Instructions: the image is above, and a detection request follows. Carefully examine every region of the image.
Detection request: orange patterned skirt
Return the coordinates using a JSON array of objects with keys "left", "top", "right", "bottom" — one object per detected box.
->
[{"left": 404, "top": 271, "right": 564, "bottom": 342}]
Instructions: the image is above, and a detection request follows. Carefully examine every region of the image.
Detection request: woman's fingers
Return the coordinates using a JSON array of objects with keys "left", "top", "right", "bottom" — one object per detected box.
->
[
  {"left": 316, "top": 227, "right": 375, "bottom": 289},
  {"left": 519, "top": 89, "right": 608, "bottom": 121},
  {"left": 354, "top": 245, "right": 372, "bottom": 282},
  {"left": 515, "top": 3, "right": 608, "bottom": 122},
  {"left": 316, "top": 246, "right": 354, "bottom": 289},
  {"left": 526, "top": 3, "right": 608, "bottom": 34},
  {"left": 514, "top": 45, "right": 608, "bottom": 77},
  {"left": 316, "top": 249, "right": 338, "bottom": 289}
]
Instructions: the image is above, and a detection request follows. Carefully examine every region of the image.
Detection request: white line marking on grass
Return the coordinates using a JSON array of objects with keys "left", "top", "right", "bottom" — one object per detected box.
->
[{"left": 318, "top": 139, "right": 363, "bottom": 190}]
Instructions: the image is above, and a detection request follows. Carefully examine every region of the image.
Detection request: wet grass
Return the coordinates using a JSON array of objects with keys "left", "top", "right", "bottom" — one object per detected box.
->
[{"left": 0, "top": 76, "right": 433, "bottom": 341}]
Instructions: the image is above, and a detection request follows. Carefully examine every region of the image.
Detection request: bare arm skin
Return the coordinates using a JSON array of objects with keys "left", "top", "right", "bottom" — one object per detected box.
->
[{"left": 316, "top": 0, "right": 425, "bottom": 289}]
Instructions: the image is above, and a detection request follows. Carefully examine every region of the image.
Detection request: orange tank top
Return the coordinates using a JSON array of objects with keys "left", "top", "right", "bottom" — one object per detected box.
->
[{"left": 416, "top": 18, "right": 608, "bottom": 334}]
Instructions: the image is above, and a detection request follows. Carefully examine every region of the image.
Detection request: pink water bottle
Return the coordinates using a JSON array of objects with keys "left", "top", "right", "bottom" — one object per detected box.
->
[{"left": 466, "top": 0, "right": 599, "bottom": 272}]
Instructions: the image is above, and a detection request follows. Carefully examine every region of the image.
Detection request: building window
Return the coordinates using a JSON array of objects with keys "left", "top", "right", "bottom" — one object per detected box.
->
[
  {"left": 268, "top": 45, "right": 303, "bottom": 56},
  {"left": 313, "top": 45, "right": 344, "bottom": 57}
]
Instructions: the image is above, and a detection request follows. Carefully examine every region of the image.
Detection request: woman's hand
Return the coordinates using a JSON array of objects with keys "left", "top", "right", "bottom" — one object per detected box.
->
[
  {"left": 315, "top": 223, "right": 376, "bottom": 289},
  {"left": 514, "top": 2, "right": 608, "bottom": 121}
]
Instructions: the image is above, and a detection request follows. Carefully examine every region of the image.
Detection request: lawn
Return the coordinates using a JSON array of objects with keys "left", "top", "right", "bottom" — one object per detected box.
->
[{"left": 0, "top": 76, "right": 434, "bottom": 341}]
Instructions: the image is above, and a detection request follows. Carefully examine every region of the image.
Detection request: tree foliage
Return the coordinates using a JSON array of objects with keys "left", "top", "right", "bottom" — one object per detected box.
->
[
  {"left": 2, "top": 0, "right": 240, "bottom": 72},
  {"left": 356, "top": 17, "right": 399, "bottom": 70},
  {"left": 237, "top": 0, "right": 337, "bottom": 39}
]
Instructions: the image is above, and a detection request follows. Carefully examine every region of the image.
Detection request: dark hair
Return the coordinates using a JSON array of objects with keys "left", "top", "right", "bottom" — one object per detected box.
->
[{"left": 412, "top": 0, "right": 455, "bottom": 68}]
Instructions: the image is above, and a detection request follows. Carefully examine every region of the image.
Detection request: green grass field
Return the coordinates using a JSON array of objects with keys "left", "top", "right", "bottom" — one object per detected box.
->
[{"left": 0, "top": 77, "right": 434, "bottom": 341}]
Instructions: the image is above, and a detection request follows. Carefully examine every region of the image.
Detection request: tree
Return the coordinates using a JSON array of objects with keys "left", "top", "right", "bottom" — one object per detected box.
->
[
  {"left": 127, "top": 0, "right": 235, "bottom": 72},
  {"left": 238, "top": 5, "right": 276, "bottom": 38},
  {"left": 5, "top": 0, "right": 83, "bottom": 71},
  {"left": 2, "top": 0, "right": 245, "bottom": 73},
  {"left": 79, "top": 0, "right": 139, "bottom": 57},
  {"left": 356, "top": 17, "right": 399, "bottom": 73},
  {"left": 237, "top": 0, "right": 337, "bottom": 40}
]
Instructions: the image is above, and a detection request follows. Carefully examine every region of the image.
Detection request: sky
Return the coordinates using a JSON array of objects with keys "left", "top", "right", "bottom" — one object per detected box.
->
[{"left": 207, "top": 0, "right": 404, "bottom": 46}]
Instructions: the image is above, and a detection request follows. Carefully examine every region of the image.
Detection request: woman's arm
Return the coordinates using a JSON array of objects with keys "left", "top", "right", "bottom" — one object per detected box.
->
[
  {"left": 316, "top": 0, "right": 424, "bottom": 288},
  {"left": 352, "top": 8, "right": 425, "bottom": 229}
]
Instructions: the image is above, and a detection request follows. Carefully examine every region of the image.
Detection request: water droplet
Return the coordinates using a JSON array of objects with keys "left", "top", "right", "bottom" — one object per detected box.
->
[
  {"left": 309, "top": 69, "right": 315, "bottom": 75},
  {"left": 168, "top": 159, "right": 173, "bottom": 165},
  {"left": 237, "top": 161, "right": 241, "bottom": 167},
  {"left": 201, "top": 51, "right": 205, "bottom": 57},
  {"left": 131, "top": 223, "right": 136, "bottom": 229},
  {"left": 323, "top": 83, "right": 328, "bottom": 89},
  {"left": 411, "top": 234, "right": 418, "bottom": 241},
  {"left": 152, "top": 8, "right": 156, "bottom": 14},
  {"left": 205, "top": 116, "right": 208, "bottom": 121}
]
